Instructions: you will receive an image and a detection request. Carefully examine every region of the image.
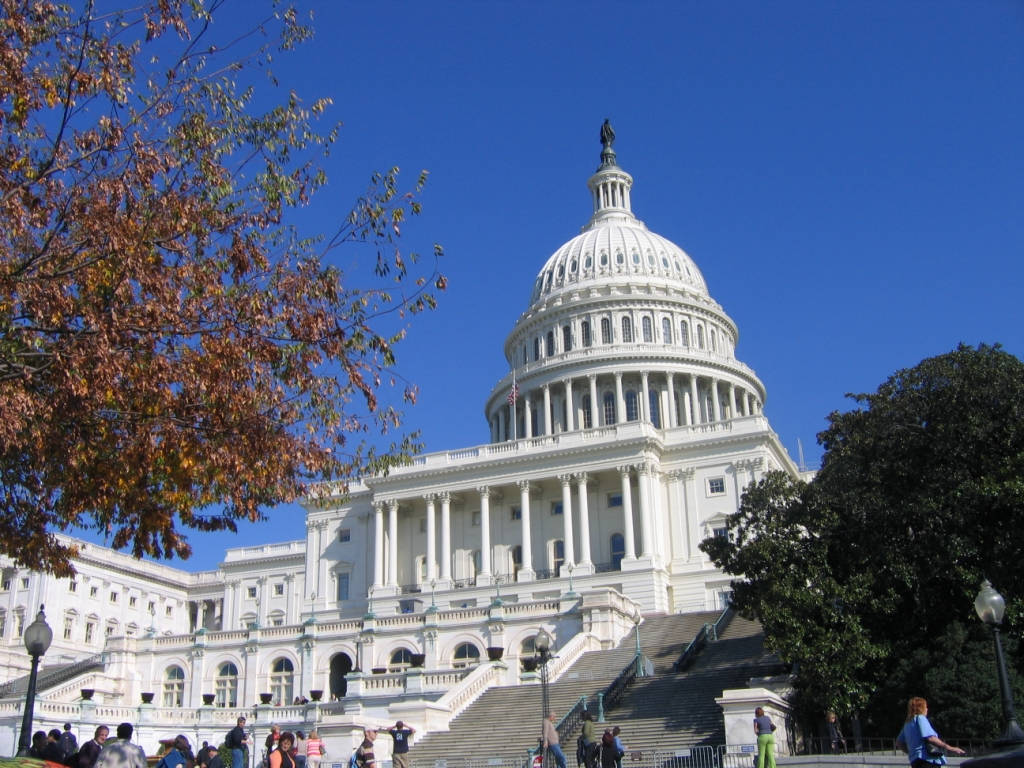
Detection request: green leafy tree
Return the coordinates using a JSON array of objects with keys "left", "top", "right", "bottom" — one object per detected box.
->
[
  {"left": 0, "top": 0, "right": 445, "bottom": 575},
  {"left": 702, "top": 344, "right": 1024, "bottom": 735}
]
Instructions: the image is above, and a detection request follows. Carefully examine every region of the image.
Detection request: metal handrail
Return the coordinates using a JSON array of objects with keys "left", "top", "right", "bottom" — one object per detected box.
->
[{"left": 672, "top": 604, "right": 734, "bottom": 673}]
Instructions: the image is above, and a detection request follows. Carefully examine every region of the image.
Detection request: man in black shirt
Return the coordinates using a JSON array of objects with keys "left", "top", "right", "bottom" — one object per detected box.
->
[
  {"left": 227, "top": 717, "right": 249, "bottom": 768},
  {"left": 386, "top": 722, "right": 415, "bottom": 768}
]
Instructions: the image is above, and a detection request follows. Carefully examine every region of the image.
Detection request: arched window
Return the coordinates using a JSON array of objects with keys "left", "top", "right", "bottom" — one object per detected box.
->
[
  {"left": 649, "top": 390, "right": 661, "bottom": 428},
  {"left": 680, "top": 320, "right": 690, "bottom": 347},
  {"left": 270, "top": 657, "right": 294, "bottom": 706},
  {"left": 625, "top": 390, "right": 639, "bottom": 421},
  {"left": 710, "top": 328, "right": 717, "bottom": 352},
  {"left": 452, "top": 643, "right": 481, "bottom": 669},
  {"left": 603, "top": 392, "right": 616, "bottom": 425},
  {"left": 389, "top": 648, "right": 414, "bottom": 672},
  {"left": 641, "top": 317, "right": 653, "bottom": 343},
  {"left": 163, "top": 665, "right": 185, "bottom": 707},
  {"left": 610, "top": 534, "right": 626, "bottom": 570},
  {"left": 621, "top": 317, "right": 633, "bottom": 343},
  {"left": 600, "top": 318, "right": 611, "bottom": 344},
  {"left": 329, "top": 652, "right": 353, "bottom": 700},
  {"left": 520, "top": 636, "right": 536, "bottom": 657},
  {"left": 562, "top": 325, "right": 572, "bottom": 352},
  {"left": 581, "top": 321, "right": 592, "bottom": 348},
  {"left": 662, "top": 318, "right": 672, "bottom": 345},
  {"left": 533, "top": 337, "right": 540, "bottom": 361},
  {"left": 546, "top": 331, "right": 555, "bottom": 357},
  {"left": 512, "top": 545, "right": 522, "bottom": 569},
  {"left": 552, "top": 540, "right": 565, "bottom": 573},
  {"left": 216, "top": 662, "right": 239, "bottom": 708},
  {"left": 582, "top": 394, "right": 592, "bottom": 429},
  {"left": 697, "top": 325, "right": 705, "bottom": 349}
]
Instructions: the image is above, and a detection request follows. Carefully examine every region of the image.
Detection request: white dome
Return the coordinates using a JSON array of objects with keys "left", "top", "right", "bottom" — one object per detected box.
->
[{"left": 530, "top": 219, "right": 708, "bottom": 304}]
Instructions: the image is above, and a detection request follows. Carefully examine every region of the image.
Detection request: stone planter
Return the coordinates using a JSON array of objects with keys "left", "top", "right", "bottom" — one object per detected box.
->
[
  {"left": 309, "top": 690, "right": 323, "bottom": 701},
  {"left": 409, "top": 654, "right": 426, "bottom": 668},
  {"left": 202, "top": 693, "right": 216, "bottom": 705},
  {"left": 140, "top": 692, "right": 155, "bottom": 704},
  {"left": 80, "top": 688, "right": 94, "bottom": 701},
  {"left": 259, "top": 692, "right": 273, "bottom": 705},
  {"left": 521, "top": 657, "right": 538, "bottom": 672},
  {"left": 486, "top": 646, "right": 504, "bottom": 661}
]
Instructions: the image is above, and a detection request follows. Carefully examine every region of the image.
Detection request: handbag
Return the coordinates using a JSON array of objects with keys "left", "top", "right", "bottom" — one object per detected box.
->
[{"left": 916, "top": 716, "right": 944, "bottom": 759}]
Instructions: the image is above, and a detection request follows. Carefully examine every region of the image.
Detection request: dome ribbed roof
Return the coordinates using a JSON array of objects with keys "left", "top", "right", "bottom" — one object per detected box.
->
[{"left": 528, "top": 132, "right": 708, "bottom": 305}]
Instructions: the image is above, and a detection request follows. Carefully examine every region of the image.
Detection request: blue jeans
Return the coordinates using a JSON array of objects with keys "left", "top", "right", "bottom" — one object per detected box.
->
[
  {"left": 232, "top": 749, "right": 245, "bottom": 768},
  {"left": 548, "top": 744, "right": 567, "bottom": 768}
]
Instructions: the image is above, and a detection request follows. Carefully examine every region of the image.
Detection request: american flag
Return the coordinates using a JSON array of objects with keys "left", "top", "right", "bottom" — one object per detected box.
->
[{"left": 507, "top": 382, "right": 519, "bottom": 405}]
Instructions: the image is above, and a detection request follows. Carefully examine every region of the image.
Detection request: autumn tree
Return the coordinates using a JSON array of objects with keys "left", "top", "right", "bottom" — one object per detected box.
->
[
  {"left": 0, "top": 0, "right": 445, "bottom": 575},
  {"left": 702, "top": 344, "right": 1024, "bottom": 736}
]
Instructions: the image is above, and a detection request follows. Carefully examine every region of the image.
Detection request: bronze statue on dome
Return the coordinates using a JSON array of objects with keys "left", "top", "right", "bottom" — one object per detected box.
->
[{"left": 600, "top": 119, "right": 615, "bottom": 149}]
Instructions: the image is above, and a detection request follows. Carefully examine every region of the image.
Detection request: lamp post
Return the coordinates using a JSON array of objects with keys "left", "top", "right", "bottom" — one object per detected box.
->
[
  {"left": 16, "top": 605, "right": 53, "bottom": 756},
  {"left": 536, "top": 627, "right": 553, "bottom": 758},
  {"left": 974, "top": 581, "right": 1024, "bottom": 747}
]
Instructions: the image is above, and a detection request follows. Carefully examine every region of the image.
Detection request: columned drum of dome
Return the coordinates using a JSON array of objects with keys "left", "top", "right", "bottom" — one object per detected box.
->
[{"left": 486, "top": 124, "right": 766, "bottom": 442}]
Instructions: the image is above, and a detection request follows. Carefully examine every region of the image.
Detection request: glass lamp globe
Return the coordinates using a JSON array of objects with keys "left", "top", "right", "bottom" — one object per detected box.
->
[
  {"left": 974, "top": 580, "right": 1006, "bottom": 626},
  {"left": 23, "top": 606, "right": 53, "bottom": 657}
]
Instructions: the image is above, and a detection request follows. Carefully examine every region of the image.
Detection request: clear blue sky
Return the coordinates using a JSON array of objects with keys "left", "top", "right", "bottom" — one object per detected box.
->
[{"left": 102, "top": 1, "right": 1024, "bottom": 569}]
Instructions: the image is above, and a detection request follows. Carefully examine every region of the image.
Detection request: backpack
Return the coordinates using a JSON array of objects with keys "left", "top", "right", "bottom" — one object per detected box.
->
[{"left": 348, "top": 751, "right": 359, "bottom": 768}]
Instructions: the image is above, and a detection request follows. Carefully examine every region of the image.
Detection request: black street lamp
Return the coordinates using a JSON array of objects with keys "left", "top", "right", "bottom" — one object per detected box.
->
[
  {"left": 16, "top": 605, "right": 53, "bottom": 756},
  {"left": 963, "top": 581, "right": 1024, "bottom": 768},
  {"left": 536, "top": 628, "right": 554, "bottom": 764}
]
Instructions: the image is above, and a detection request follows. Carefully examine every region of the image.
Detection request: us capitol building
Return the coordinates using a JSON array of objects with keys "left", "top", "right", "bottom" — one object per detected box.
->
[{"left": 0, "top": 126, "right": 803, "bottom": 756}]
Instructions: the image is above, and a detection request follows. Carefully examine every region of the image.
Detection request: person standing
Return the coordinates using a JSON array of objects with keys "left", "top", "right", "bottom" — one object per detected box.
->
[
  {"left": 542, "top": 713, "right": 566, "bottom": 768},
  {"left": 293, "top": 732, "right": 307, "bottom": 768},
  {"left": 43, "top": 729, "right": 67, "bottom": 763},
  {"left": 355, "top": 729, "right": 377, "bottom": 768},
  {"left": 611, "top": 727, "right": 625, "bottom": 768},
  {"left": 60, "top": 723, "right": 80, "bottom": 761},
  {"left": 753, "top": 707, "right": 776, "bottom": 768},
  {"left": 826, "top": 712, "right": 845, "bottom": 753},
  {"left": 580, "top": 712, "right": 598, "bottom": 768},
  {"left": 78, "top": 726, "right": 110, "bottom": 768},
  {"left": 268, "top": 732, "right": 295, "bottom": 768},
  {"left": 202, "top": 745, "right": 224, "bottom": 768},
  {"left": 896, "top": 697, "right": 964, "bottom": 767},
  {"left": 386, "top": 721, "right": 414, "bottom": 768},
  {"left": 305, "top": 730, "right": 324, "bottom": 768},
  {"left": 96, "top": 723, "right": 148, "bottom": 768},
  {"left": 227, "top": 717, "right": 249, "bottom": 768}
]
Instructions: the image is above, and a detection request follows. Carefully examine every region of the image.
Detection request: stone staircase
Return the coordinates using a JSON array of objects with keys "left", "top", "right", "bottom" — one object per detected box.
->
[{"left": 407, "top": 611, "right": 779, "bottom": 767}]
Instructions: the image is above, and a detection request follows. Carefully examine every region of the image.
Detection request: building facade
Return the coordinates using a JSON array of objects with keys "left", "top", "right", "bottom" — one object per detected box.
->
[{"left": 0, "top": 129, "right": 802, "bottom": 756}]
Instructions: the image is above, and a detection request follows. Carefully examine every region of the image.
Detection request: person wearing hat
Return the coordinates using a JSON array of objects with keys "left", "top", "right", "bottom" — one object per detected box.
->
[{"left": 386, "top": 722, "right": 415, "bottom": 768}]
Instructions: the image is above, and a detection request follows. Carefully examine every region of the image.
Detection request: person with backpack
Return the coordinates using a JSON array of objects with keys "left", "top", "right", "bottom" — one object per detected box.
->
[
  {"left": 156, "top": 735, "right": 194, "bottom": 768},
  {"left": 60, "top": 723, "right": 79, "bottom": 762},
  {"left": 226, "top": 716, "right": 249, "bottom": 768},
  {"left": 355, "top": 728, "right": 377, "bottom": 768}
]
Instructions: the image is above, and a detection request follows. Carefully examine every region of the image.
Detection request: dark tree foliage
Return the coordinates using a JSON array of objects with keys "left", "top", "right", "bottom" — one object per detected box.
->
[{"left": 702, "top": 344, "right": 1024, "bottom": 736}]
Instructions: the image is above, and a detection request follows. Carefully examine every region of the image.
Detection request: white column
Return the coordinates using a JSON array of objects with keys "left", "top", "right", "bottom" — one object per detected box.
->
[
  {"left": 372, "top": 503, "right": 384, "bottom": 588},
  {"left": 614, "top": 372, "right": 624, "bottom": 424},
  {"left": 619, "top": 467, "right": 636, "bottom": 561},
  {"left": 440, "top": 492, "right": 452, "bottom": 583},
  {"left": 728, "top": 382, "right": 738, "bottom": 420},
  {"left": 525, "top": 396, "right": 533, "bottom": 438},
  {"left": 711, "top": 379, "right": 722, "bottom": 422},
  {"left": 564, "top": 379, "right": 574, "bottom": 431},
  {"left": 478, "top": 486, "right": 492, "bottom": 581},
  {"left": 588, "top": 375, "right": 598, "bottom": 428},
  {"left": 637, "top": 463, "right": 654, "bottom": 557},
  {"left": 425, "top": 495, "right": 437, "bottom": 582},
  {"left": 559, "top": 474, "right": 575, "bottom": 570},
  {"left": 387, "top": 500, "right": 399, "bottom": 587},
  {"left": 518, "top": 480, "right": 534, "bottom": 580},
  {"left": 576, "top": 473, "right": 592, "bottom": 569},
  {"left": 543, "top": 384, "right": 552, "bottom": 436},
  {"left": 689, "top": 375, "right": 701, "bottom": 424},
  {"left": 640, "top": 370, "right": 650, "bottom": 422},
  {"left": 667, "top": 372, "right": 677, "bottom": 427}
]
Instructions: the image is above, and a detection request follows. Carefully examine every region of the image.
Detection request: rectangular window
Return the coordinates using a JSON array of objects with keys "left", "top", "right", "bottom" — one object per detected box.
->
[
  {"left": 247, "top": 586, "right": 257, "bottom": 598},
  {"left": 84, "top": 622, "right": 95, "bottom": 643},
  {"left": 273, "top": 583, "right": 284, "bottom": 596},
  {"left": 1, "top": 580, "right": 9, "bottom": 591},
  {"left": 713, "top": 526, "right": 728, "bottom": 539},
  {"left": 510, "top": 506, "right": 521, "bottom": 521},
  {"left": 419, "top": 518, "right": 427, "bottom": 533},
  {"left": 20, "top": 577, "right": 29, "bottom": 589},
  {"left": 89, "top": 586, "right": 98, "bottom": 597},
  {"left": 607, "top": 493, "right": 623, "bottom": 508},
  {"left": 165, "top": 606, "right": 173, "bottom": 617},
  {"left": 707, "top": 477, "right": 726, "bottom": 496},
  {"left": 148, "top": 601, "right": 155, "bottom": 613},
  {"left": 271, "top": 617, "right": 283, "bottom": 627},
  {"left": 338, "top": 528, "right": 351, "bottom": 543},
  {"left": 63, "top": 618, "right": 73, "bottom": 640},
  {"left": 69, "top": 581, "right": 78, "bottom": 593},
  {"left": 336, "top": 573, "right": 350, "bottom": 602},
  {"left": 471, "top": 511, "right": 480, "bottom": 526},
  {"left": 105, "top": 624, "right": 115, "bottom": 637},
  {"left": 129, "top": 596, "right": 137, "bottom": 607},
  {"left": 110, "top": 592, "right": 118, "bottom": 603},
  {"left": 551, "top": 502, "right": 563, "bottom": 516}
]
